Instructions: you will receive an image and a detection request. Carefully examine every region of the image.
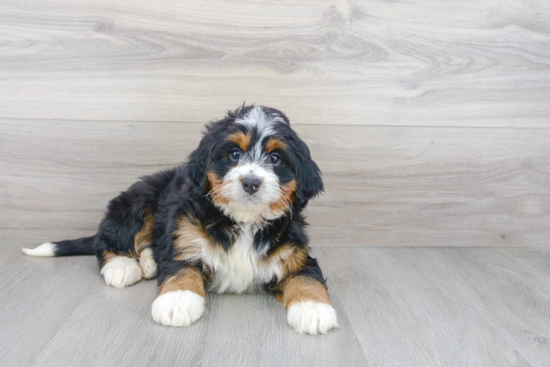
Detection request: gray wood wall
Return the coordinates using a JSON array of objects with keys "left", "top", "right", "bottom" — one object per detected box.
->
[{"left": 1, "top": 0, "right": 549, "bottom": 248}]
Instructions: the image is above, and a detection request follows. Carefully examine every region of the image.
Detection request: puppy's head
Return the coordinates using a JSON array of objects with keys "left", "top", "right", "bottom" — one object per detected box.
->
[{"left": 187, "top": 105, "right": 323, "bottom": 223}]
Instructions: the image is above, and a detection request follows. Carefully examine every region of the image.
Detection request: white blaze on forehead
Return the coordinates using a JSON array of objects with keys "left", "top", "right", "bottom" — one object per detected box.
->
[
  {"left": 235, "top": 106, "right": 284, "bottom": 141},
  {"left": 236, "top": 106, "right": 285, "bottom": 164}
]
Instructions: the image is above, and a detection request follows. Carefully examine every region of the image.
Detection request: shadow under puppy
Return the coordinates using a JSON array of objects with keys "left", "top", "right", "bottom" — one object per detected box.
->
[{"left": 23, "top": 105, "right": 338, "bottom": 335}]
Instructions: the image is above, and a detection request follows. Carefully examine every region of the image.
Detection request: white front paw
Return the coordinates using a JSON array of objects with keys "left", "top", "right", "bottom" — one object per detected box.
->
[
  {"left": 152, "top": 290, "right": 205, "bottom": 327},
  {"left": 100, "top": 256, "right": 142, "bottom": 288},
  {"left": 287, "top": 301, "right": 338, "bottom": 335}
]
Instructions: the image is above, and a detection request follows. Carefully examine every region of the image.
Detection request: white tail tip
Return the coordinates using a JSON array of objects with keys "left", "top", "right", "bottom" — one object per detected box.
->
[{"left": 22, "top": 242, "right": 57, "bottom": 257}]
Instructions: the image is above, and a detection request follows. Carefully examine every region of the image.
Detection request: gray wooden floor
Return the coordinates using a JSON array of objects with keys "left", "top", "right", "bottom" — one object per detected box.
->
[{"left": 1, "top": 240, "right": 549, "bottom": 367}]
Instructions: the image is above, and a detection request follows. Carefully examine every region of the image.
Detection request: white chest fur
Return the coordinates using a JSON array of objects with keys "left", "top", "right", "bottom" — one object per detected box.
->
[{"left": 204, "top": 227, "right": 282, "bottom": 294}]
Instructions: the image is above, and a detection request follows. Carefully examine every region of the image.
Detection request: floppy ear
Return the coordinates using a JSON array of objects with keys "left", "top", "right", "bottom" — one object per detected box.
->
[
  {"left": 294, "top": 139, "right": 324, "bottom": 204},
  {"left": 187, "top": 136, "right": 212, "bottom": 195}
]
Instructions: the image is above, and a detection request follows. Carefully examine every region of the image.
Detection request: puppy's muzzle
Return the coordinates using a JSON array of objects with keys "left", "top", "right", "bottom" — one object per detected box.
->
[{"left": 241, "top": 176, "right": 262, "bottom": 195}]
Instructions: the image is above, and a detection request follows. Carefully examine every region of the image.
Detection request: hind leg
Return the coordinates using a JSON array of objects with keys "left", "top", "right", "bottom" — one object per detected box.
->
[
  {"left": 99, "top": 249, "right": 158, "bottom": 288},
  {"left": 139, "top": 248, "right": 158, "bottom": 279},
  {"left": 100, "top": 250, "right": 143, "bottom": 289},
  {"left": 96, "top": 200, "right": 158, "bottom": 288}
]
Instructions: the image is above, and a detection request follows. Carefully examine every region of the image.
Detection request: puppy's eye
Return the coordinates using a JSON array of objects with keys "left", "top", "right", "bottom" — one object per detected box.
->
[
  {"left": 229, "top": 149, "right": 241, "bottom": 161},
  {"left": 270, "top": 153, "right": 281, "bottom": 166}
]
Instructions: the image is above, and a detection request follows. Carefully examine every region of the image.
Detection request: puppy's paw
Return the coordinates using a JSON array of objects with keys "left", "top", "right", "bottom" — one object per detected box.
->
[
  {"left": 139, "top": 248, "right": 158, "bottom": 279},
  {"left": 287, "top": 301, "right": 338, "bottom": 335},
  {"left": 152, "top": 290, "right": 205, "bottom": 327},
  {"left": 100, "top": 256, "right": 142, "bottom": 288}
]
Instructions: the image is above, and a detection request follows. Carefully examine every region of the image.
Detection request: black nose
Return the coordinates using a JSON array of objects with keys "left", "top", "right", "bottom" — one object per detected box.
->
[{"left": 242, "top": 176, "right": 262, "bottom": 195}]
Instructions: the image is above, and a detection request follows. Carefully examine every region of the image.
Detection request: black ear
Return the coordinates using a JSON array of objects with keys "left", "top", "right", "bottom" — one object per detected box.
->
[
  {"left": 187, "top": 135, "right": 212, "bottom": 195},
  {"left": 294, "top": 139, "right": 324, "bottom": 204}
]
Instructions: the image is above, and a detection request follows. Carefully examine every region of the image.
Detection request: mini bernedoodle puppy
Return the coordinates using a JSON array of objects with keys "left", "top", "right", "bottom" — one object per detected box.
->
[{"left": 23, "top": 105, "right": 338, "bottom": 335}]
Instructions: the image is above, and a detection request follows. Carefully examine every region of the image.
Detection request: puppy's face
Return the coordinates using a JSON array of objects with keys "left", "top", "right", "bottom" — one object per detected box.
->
[{"left": 187, "top": 106, "right": 323, "bottom": 223}]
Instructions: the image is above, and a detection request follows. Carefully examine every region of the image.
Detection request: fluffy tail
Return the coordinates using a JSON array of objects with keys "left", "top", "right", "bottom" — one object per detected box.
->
[{"left": 22, "top": 235, "right": 96, "bottom": 257}]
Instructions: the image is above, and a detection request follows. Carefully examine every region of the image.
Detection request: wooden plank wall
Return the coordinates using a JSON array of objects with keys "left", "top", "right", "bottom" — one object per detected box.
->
[{"left": 1, "top": 0, "right": 549, "bottom": 248}]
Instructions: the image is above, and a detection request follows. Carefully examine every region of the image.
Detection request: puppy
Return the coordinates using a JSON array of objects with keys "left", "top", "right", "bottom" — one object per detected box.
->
[{"left": 23, "top": 105, "right": 338, "bottom": 335}]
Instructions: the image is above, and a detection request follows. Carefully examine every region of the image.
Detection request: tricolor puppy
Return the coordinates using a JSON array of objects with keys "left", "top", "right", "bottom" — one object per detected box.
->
[{"left": 23, "top": 105, "right": 338, "bottom": 335}]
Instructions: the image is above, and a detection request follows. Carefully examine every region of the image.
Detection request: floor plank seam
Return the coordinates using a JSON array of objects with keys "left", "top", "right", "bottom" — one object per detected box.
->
[
  {"left": 313, "top": 245, "right": 550, "bottom": 250},
  {"left": 24, "top": 275, "right": 95, "bottom": 366},
  {"left": 320, "top": 260, "right": 371, "bottom": 364},
  {"left": 2, "top": 117, "right": 549, "bottom": 130}
]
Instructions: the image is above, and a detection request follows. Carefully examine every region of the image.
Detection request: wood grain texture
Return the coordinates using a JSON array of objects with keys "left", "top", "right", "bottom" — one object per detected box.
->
[
  {"left": 318, "top": 247, "right": 550, "bottom": 366},
  {"left": 0, "top": 249, "right": 368, "bottom": 367},
  {"left": 198, "top": 284, "right": 367, "bottom": 367},
  {"left": 2, "top": 0, "right": 549, "bottom": 365},
  {"left": 0, "top": 256, "right": 97, "bottom": 366},
  {"left": 29, "top": 275, "right": 208, "bottom": 367},
  {"left": 1, "top": 119, "right": 549, "bottom": 248},
  {"left": 0, "top": 0, "right": 549, "bottom": 126},
  {"left": 2, "top": 247, "right": 549, "bottom": 366}
]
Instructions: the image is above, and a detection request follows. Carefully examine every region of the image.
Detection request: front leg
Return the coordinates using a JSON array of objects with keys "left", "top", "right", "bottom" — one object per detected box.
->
[
  {"left": 276, "top": 258, "right": 338, "bottom": 335},
  {"left": 280, "top": 276, "right": 339, "bottom": 335},
  {"left": 151, "top": 264, "right": 207, "bottom": 327}
]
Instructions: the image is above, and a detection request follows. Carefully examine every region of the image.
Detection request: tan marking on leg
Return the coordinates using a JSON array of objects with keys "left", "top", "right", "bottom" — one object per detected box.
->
[
  {"left": 227, "top": 131, "right": 252, "bottom": 151},
  {"left": 261, "top": 243, "right": 309, "bottom": 282},
  {"left": 278, "top": 275, "right": 331, "bottom": 309},
  {"left": 139, "top": 248, "right": 158, "bottom": 279},
  {"left": 269, "top": 179, "right": 297, "bottom": 214},
  {"left": 173, "top": 216, "right": 210, "bottom": 263},
  {"left": 265, "top": 137, "right": 287, "bottom": 153},
  {"left": 101, "top": 249, "right": 140, "bottom": 268},
  {"left": 102, "top": 250, "right": 117, "bottom": 264},
  {"left": 160, "top": 266, "right": 207, "bottom": 298},
  {"left": 279, "top": 245, "right": 308, "bottom": 277},
  {"left": 134, "top": 213, "right": 154, "bottom": 254}
]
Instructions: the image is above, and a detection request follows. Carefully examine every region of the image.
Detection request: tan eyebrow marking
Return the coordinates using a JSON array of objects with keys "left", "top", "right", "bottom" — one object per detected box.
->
[
  {"left": 265, "top": 138, "right": 287, "bottom": 153},
  {"left": 227, "top": 131, "right": 252, "bottom": 151}
]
